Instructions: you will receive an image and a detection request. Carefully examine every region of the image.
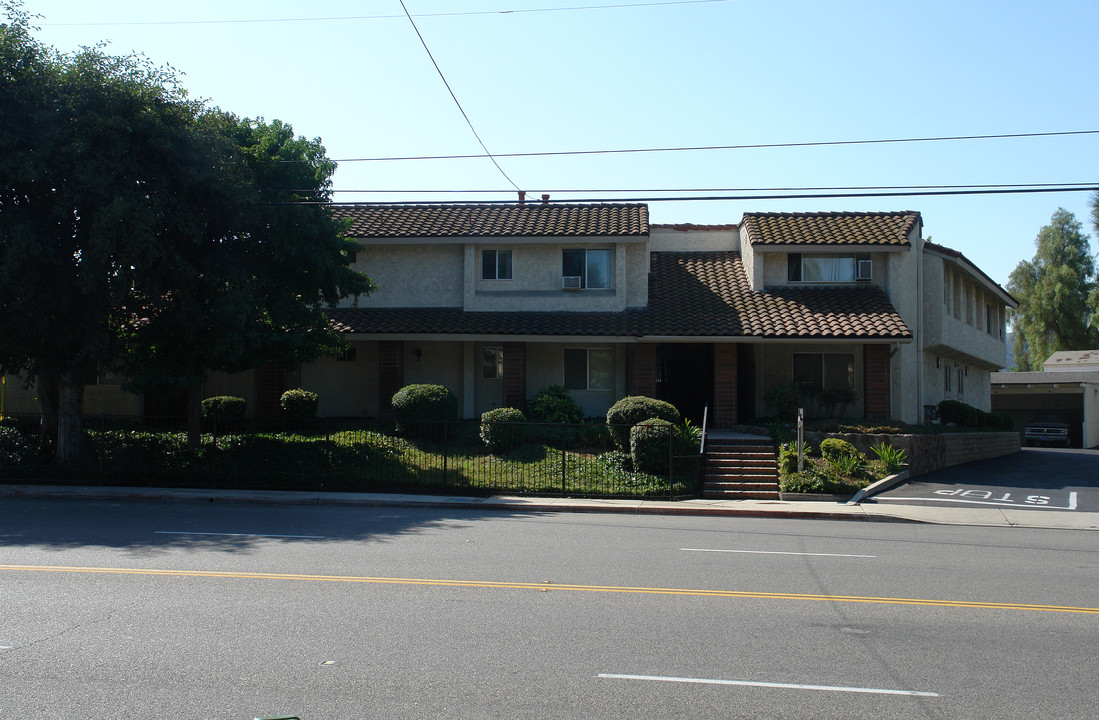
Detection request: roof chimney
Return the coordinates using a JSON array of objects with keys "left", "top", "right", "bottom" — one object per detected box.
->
[
  {"left": 518, "top": 191, "right": 526, "bottom": 204},
  {"left": 541, "top": 193, "right": 550, "bottom": 205}
]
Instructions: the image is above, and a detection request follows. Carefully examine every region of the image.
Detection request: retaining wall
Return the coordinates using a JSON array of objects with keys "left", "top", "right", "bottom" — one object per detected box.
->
[{"left": 802, "top": 431, "right": 1020, "bottom": 478}]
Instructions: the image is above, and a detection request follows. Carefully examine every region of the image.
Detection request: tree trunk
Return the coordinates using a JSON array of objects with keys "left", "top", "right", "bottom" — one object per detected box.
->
[
  {"left": 56, "top": 370, "right": 85, "bottom": 465},
  {"left": 186, "top": 384, "right": 203, "bottom": 450},
  {"left": 37, "top": 371, "right": 59, "bottom": 439}
]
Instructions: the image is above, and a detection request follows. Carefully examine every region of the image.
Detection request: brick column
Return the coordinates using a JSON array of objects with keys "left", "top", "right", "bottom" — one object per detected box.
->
[
  {"left": 863, "top": 344, "right": 891, "bottom": 420},
  {"left": 503, "top": 342, "right": 527, "bottom": 412},
  {"left": 628, "top": 344, "right": 658, "bottom": 398},
  {"left": 713, "top": 343, "right": 738, "bottom": 426},
  {"left": 378, "top": 341, "right": 404, "bottom": 417}
]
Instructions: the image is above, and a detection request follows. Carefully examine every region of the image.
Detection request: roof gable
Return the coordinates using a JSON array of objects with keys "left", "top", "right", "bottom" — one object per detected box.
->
[
  {"left": 741, "top": 211, "right": 920, "bottom": 247},
  {"left": 331, "top": 203, "right": 649, "bottom": 239}
]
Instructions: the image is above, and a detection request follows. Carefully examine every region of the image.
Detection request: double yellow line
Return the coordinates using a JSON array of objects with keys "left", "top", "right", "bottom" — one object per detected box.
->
[{"left": 2, "top": 564, "right": 1096, "bottom": 615}]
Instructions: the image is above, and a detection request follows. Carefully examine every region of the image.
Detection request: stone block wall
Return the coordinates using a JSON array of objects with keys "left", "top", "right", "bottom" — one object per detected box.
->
[{"left": 802, "top": 430, "right": 1020, "bottom": 478}]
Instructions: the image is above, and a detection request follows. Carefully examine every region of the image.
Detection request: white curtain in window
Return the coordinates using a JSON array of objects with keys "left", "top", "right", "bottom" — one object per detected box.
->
[{"left": 803, "top": 256, "right": 855, "bottom": 282}]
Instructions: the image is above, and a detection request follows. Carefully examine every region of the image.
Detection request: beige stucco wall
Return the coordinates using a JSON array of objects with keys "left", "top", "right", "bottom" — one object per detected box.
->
[
  {"left": 648, "top": 227, "right": 739, "bottom": 252},
  {"left": 346, "top": 244, "right": 464, "bottom": 308},
  {"left": 925, "top": 254, "right": 1009, "bottom": 370},
  {"left": 886, "top": 240, "right": 920, "bottom": 424},
  {"left": 464, "top": 242, "right": 637, "bottom": 312},
  {"left": 1, "top": 374, "right": 143, "bottom": 417},
  {"left": 757, "top": 250, "right": 891, "bottom": 291},
  {"left": 299, "top": 342, "right": 378, "bottom": 417}
]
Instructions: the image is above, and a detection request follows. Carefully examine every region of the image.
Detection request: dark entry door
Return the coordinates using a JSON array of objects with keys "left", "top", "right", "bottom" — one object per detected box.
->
[{"left": 657, "top": 344, "right": 712, "bottom": 424}]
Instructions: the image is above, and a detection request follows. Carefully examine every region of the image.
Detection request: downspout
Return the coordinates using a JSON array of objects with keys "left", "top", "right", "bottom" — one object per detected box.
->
[{"left": 916, "top": 232, "right": 924, "bottom": 424}]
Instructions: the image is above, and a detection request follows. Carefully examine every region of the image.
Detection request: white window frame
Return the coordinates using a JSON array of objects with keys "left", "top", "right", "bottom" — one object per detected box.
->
[
  {"left": 787, "top": 253, "right": 857, "bottom": 283},
  {"left": 481, "top": 249, "right": 513, "bottom": 281},
  {"left": 481, "top": 347, "right": 504, "bottom": 380},
  {"left": 792, "top": 352, "right": 854, "bottom": 393},
  {"left": 562, "top": 248, "right": 612, "bottom": 289},
  {"left": 563, "top": 348, "right": 614, "bottom": 390}
]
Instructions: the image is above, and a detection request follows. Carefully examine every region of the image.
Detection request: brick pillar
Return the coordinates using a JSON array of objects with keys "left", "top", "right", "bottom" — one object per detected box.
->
[
  {"left": 503, "top": 342, "right": 527, "bottom": 412},
  {"left": 378, "top": 341, "right": 404, "bottom": 417},
  {"left": 713, "top": 343, "right": 738, "bottom": 426},
  {"left": 863, "top": 344, "right": 891, "bottom": 419},
  {"left": 628, "top": 344, "right": 658, "bottom": 398}
]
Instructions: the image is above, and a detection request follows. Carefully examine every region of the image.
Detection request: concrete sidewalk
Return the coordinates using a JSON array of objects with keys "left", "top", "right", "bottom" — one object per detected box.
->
[{"left": 2, "top": 483, "right": 1097, "bottom": 531}]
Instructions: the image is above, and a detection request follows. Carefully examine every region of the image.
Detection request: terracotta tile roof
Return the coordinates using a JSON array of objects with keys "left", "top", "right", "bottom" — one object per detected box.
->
[
  {"left": 330, "top": 203, "right": 648, "bottom": 238},
  {"left": 741, "top": 211, "right": 920, "bottom": 247},
  {"left": 328, "top": 252, "right": 911, "bottom": 341}
]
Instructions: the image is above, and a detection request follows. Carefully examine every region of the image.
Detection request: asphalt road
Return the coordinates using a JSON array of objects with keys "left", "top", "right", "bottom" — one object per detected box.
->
[
  {"left": 1, "top": 498, "right": 1097, "bottom": 719},
  {"left": 870, "top": 447, "right": 1099, "bottom": 512}
]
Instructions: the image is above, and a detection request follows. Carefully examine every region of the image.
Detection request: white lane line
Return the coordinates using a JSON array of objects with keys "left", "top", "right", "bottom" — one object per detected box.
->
[
  {"left": 155, "top": 531, "right": 326, "bottom": 539},
  {"left": 682, "top": 548, "right": 875, "bottom": 558},
  {"left": 873, "top": 495, "right": 1079, "bottom": 510},
  {"left": 598, "top": 673, "right": 938, "bottom": 697}
]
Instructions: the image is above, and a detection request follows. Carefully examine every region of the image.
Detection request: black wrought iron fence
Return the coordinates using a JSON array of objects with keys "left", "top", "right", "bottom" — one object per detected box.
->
[{"left": 0, "top": 414, "right": 703, "bottom": 499}]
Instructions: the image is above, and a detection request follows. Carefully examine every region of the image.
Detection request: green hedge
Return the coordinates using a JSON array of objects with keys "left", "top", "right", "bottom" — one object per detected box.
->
[
  {"left": 391, "top": 384, "right": 458, "bottom": 438},
  {"left": 607, "top": 396, "right": 680, "bottom": 451},
  {"left": 629, "top": 418, "right": 689, "bottom": 475},
  {"left": 480, "top": 407, "right": 526, "bottom": 454},
  {"left": 530, "top": 385, "right": 584, "bottom": 424},
  {"left": 280, "top": 389, "right": 319, "bottom": 418},
  {"left": 201, "top": 396, "right": 247, "bottom": 419}
]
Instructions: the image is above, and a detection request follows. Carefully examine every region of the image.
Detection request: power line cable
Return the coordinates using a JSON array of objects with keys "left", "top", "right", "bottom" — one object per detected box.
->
[
  {"left": 272, "top": 184, "right": 1098, "bottom": 205},
  {"left": 324, "top": 182, "right": 1099, "bottom": 194},
  {"left": 43, "top": 0, "right": 726, "bottom": 27},
  {"left": 398, "top": 0, "right": 521, "bottom": 193},
  {"left": 330, "top": 129, "right": 1099, "bottom": 163}
]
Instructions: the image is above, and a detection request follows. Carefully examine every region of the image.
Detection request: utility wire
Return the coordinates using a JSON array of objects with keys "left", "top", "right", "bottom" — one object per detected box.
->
[
  {"left": 43, "top": 0, "right": 725, "bottom": 26},
  {"left": 331, "top": 129, "right": 1099, "bottom": 162},
  {"left": 324, "top": 182, "right": 1099, "bottom": 194},
  {"left": 398, "top": 1, "right": 521, "bottom": 193},
  {"left": 273, "top": 184, "right": 1098, "bottom": 205}
]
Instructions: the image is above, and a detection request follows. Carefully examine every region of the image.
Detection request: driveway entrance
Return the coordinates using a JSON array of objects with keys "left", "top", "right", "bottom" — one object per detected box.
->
[{"left": 868, "top": 448, "right": 1099, "bottom": 512}]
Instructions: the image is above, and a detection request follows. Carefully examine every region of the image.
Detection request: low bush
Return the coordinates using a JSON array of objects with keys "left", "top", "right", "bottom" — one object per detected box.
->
[
  {"left": 391, "top": 384, "right": 458, "bottom": 438},
  {"left": 201, "top": 396, "right": 247, "bottom": 419},
  {"left": 0, "top": 426, "right": 30, "bottom": 469},
  {"left": 819, "top": 438, "right": 859, "bottom": 463},
  {"left": 987, "top": 411, "right": 1014, "bottom": 431},
  {"left": 530, "top": 385, "right": 584, "bottom": 424},
  {"left": 280, "top": 389, "right": 319, "bottom": 418},
  {"left": 629, "top": 418, "right": 687, "bottom": 475},
  {"left": 938, "top": 399, "right": 985, "bottom": 427},
  {"left": 480, "top": 407, "right": 526, "bottom": 454},
  {"left": 607, "top": 396, "right": 680, "bottom": 451}
]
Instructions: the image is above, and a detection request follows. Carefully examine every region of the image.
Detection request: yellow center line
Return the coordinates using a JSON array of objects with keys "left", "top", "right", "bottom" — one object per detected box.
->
[{"left": 1, "top": 564, "right": 1096, "bottom": 614}]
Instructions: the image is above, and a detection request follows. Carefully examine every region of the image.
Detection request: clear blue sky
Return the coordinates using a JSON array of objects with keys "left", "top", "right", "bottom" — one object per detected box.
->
[{"left": 19, "top": 0, "right": 1099, "bottom": 289}]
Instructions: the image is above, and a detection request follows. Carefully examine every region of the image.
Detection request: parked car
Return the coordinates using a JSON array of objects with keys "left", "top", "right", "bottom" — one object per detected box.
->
[{"left": 1023, "top": 421, "right": 1071, "bottom": 448}]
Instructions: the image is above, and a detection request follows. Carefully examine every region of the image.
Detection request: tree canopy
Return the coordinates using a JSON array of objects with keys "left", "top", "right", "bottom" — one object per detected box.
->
[
  {"left": 1006, "top": 208, "right": 1098, "bottom": 371},
  {"left": 0, "top": 3, "right": 371, "bottom": 460}
]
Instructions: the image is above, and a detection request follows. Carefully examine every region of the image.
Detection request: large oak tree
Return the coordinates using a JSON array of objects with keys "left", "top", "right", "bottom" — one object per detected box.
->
[{"left": 0, "top": 3, "right": 370, "bottom": 460}]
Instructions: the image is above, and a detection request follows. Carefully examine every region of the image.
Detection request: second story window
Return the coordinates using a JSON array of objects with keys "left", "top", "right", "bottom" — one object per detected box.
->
[
  {"left": 787, "top": 253, "right": 856, "bottom": 282},
  {"left": 482, "top": 249, "right": 512, "bottom": 280},
  {"left": 562, "top": 249, "right": 611, "bottom": 289}
]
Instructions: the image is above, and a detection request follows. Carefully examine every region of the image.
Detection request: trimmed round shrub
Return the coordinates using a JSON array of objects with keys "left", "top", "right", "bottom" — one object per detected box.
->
[
  {"left": 480, "top": 407, "right": 526, "bottom": 454},
  {"left": 819, "top": 437, "right": 859, "bottom": 463},
  {"left": 606, "top": 396, "right": 680, "bottom": 451},
  {"left": 280, "top": 388, "right": 319, "bottom": 418},
  {"left": 629, "top": 417, "right": 689, "bottom": 475},
  {"left": 987, "top": 411, "right": 1014, "bottom": 431},
  {"left": 530, "top": 385, "right": 584, "bottom": 424},
  {"left": 391, "top": 384, "right": 458, "bottom": 438},
  {"left": 201, "top": 396, "right": 247, "bottom": 419}
]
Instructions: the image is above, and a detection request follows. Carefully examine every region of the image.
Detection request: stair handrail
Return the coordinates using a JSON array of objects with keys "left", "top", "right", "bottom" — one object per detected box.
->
[{"left": 699, "top": 403, "right": 709, "bottom": 456}]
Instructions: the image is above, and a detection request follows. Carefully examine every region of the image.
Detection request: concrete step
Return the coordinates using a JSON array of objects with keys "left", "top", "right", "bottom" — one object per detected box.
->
[{"left": 702, "top": 489, "right": 781, "bottom": 500}]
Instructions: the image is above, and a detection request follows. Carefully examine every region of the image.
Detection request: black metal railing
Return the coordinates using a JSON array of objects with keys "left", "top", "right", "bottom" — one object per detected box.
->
[{"left": 0, "top": 414, "right": 701, "bottom": 500}]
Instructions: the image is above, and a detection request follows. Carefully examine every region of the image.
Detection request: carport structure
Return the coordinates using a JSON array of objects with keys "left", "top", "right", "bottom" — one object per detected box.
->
[{"left": 991, "top": 350, "right": 1099, "bottom": 449}]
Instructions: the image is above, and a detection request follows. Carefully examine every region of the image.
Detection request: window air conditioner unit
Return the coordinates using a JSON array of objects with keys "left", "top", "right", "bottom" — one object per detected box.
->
[
  {"left": 856, "top": 259, "right": 873, "bottom": 281},
  {"left": 562, "top": 275, "right": 582, "bottom": 290}
]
